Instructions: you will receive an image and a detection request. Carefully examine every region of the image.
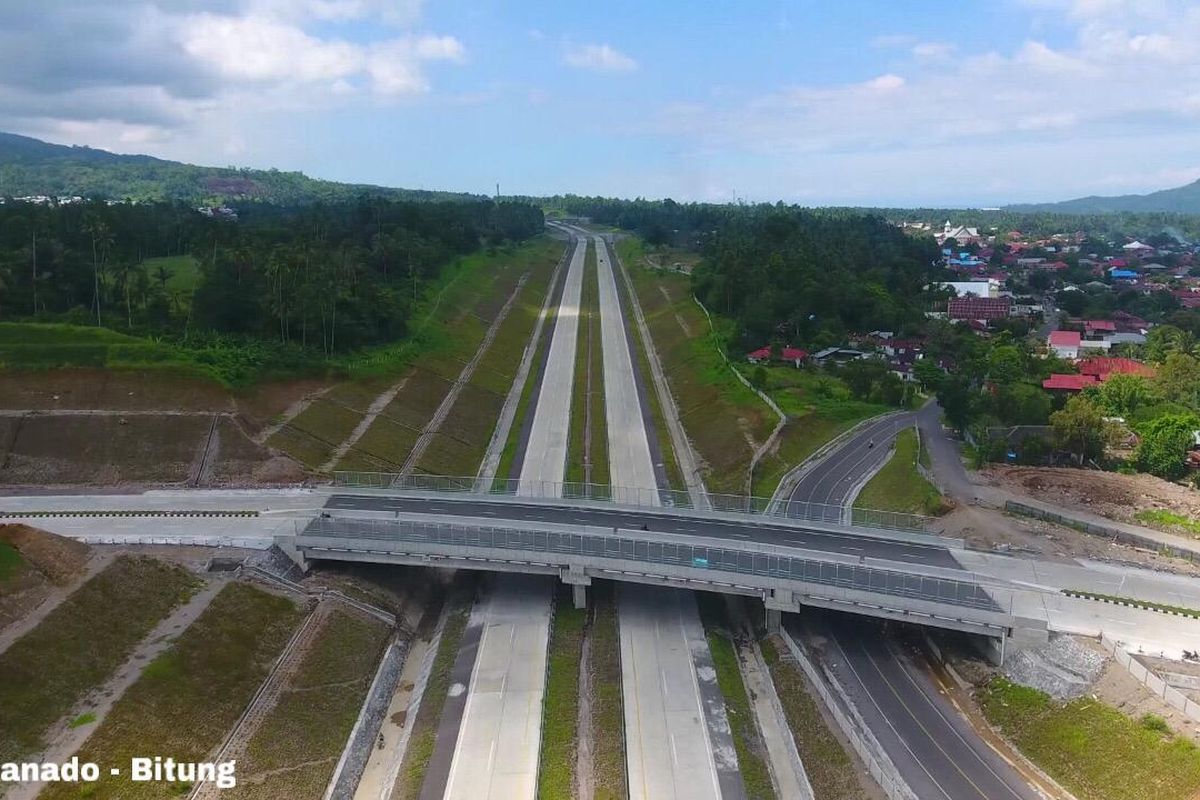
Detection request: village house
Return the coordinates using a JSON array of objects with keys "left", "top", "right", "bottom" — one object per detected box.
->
[
  {"left": 746, "top": 345, "right": 808, "bottom": 367},
  {"left": 947, "top": 296, "right": 1011, "bottom": 323}
]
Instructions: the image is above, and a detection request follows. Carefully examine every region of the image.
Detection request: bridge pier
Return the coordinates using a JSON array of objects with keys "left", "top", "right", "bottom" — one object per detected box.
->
[
  {"left": 765, "top": 607, "right": 781, "bottom": 634},
  {"left": 560, "top": 565, "right": 591, "bottom": 611}
]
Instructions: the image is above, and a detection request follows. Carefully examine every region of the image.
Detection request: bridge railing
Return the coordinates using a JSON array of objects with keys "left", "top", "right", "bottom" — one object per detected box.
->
[
  {"left": 302, "top": 516, "right": 998, "bottom": 613},
  {"left": 331, "top": 472, "right": 933, "bottom": 532}
]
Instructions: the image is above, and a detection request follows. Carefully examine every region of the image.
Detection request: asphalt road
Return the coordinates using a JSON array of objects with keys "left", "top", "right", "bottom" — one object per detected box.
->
[
  {"left": 787, "top": 412, "right": 915, "bottom": 511},
  {"left": 803, "top": 617, "right": 1039, "bottom": 800},
  {"left": 322, "top": 494, "right": 963, "bottom": 569}
]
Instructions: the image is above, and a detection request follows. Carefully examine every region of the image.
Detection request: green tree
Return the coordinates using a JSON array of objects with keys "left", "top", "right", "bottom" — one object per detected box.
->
[
  {"left": 986, "top": 345, "right": 1025, "bottom": 386},
  {"left": 1156, "top": 353, "right": 1200, "bottom": 408},
  {"left": 996, "top": 383, "right": 1051, "bottom": 425},
  {"left": 1087, "top": 373, "right": 1159, "bottom": 417},
  {"left": 913, "top": 358, "right": 945, "bottom": 392},
  {"left": 1135, "top": 413, "right": 1200, "bottom": 480},
  {"left": 1050, "top": 395, "right": 1106, "bottom": 466}
]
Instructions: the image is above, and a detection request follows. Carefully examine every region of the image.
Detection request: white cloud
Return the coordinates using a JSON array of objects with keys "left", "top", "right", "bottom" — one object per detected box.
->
[
  {"left": 0, "top": 1, "right": 463, "bottom": 148},
  {"left": 564, "top": 43, "right": 638, "bottom": 73},
  {"left": 911, "top": 41, "right": 956, "bottom": 59},
  {"left": 649, "top": 0, "right": 1200, "bottom": 202}
]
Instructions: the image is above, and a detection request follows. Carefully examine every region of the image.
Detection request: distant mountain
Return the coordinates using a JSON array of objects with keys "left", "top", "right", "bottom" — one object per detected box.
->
[
  {"left": 1007, "top": 178, "right": 1200, "bottom": 214},
  {"left": 0, "top": 131, "right": 481, "bottom": 205}
]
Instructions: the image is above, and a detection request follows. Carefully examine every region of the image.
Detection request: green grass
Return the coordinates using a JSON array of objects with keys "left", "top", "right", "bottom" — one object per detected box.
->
[
  {"left": 0, "top": 556, "right": 198, "bottom": 763},
  {"left": 760, "top": 636, "right": 866, "bottom": 800},
  {"left": 40, "top": 581, "right": 305, "bottom": 800},
  {"left": 853, "top": 429, "right": 945, "bottom": 516},
  {"left": 980, "top": 676, "right": 1200, "bottom": 800},
  {"left": 228, "top": 610, "right": 390, "bottom": 799},
  {"left": 590, "top": 583, "right": 627, "bottom": 800},
  {"left": 1135, "top": 509, "right": 1200, "bottom": 537},
  {"left": 617, "top": 240, "right": 775, "bottom": 495},
  {"left": 394, "top": 593, "right": 471, "bottom": 800},
  {"left": 0, "top": 542, "right": 22, "bottom": 583},
  {"left": 566, "top": 241, "right": 610, "bottom": 490},
  {"left": 538, "top": 589, "right": 586, "bottom": 799},
  {"left": 143, "top": 254, "right": 202, "bottom": 298},
  {"left": 68, "top": 712, "right": 96, "bottom": 729},
  {"left": 696, "top": 596, "right": 775, "bottom": 800}
]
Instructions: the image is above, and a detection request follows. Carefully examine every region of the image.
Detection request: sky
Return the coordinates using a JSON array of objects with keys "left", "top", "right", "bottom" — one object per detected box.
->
[{"left": 1, "top": 0, "right": 1199, "bottom": 207}]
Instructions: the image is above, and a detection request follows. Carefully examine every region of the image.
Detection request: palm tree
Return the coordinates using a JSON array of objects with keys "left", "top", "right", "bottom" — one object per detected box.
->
[{"left": 83, "top": 215, "right": 113, "bottom": 326}]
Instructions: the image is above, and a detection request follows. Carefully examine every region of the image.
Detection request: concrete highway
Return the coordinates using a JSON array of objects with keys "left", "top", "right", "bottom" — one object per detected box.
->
[
  {"left": 800, "top": 617, "right": 1039, "bottom": 800},
  {"left": 442, "top": 575, "right": 553, "bottom": 800},
  {"left": 595, "top": 234, "right": 659, "bottom": 504},
  {"left": 517, "top": 234, "right": 586, "bottom": 495},
  {"left": 592, "top": 232, "right": 731, "bottom": 799}
]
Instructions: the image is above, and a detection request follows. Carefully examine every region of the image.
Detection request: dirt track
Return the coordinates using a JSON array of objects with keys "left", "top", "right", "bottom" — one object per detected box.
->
[{"left": 982, "top": 465, "right": 1200, "bottom": 525}]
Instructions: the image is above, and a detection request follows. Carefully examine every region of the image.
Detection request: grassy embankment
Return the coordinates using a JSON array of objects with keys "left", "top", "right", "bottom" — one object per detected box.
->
[
  {"left": 852, "top": 428, "right": 946, "bottom": 515},
  {"left": 334, "top": 237, "right": 561, "bottom": 475},
  {"left": 538, "top": 588, "right": 586, "bottom": 799},
  {"left": 759, "top": 636, "right": 868, "bottom": 800},
  {"left": 0, "top": 542, "right": 21, "bottom": 582},
  {"left": 40, "top": 581, "right": 304, "bottom": 800},
  {"left": 590, "top": 582, "right": 627, "bottom": 800},
  {"left": 695, "top": 595, "right": 775, "bottom": 800},
  {"left": 0, "top": 556, "right": 197, "bottom": 763},
  {"left": 618, "top": 236, "right": 888, "bottom": 500},
  {"left": 980, "top": 677, "right": 1200, "bottom": 800},
  {"left": 227, "top": 610, "right": 391, "bottom": 799},
  {"left": 566, "top": 240, "right": 610, "bottom": 492},
  {"left": 269, "top": 237, "right": 562, "bottom": 473},
  {"left": 393, "top": 592, "right": 472, "bottom": 800}
]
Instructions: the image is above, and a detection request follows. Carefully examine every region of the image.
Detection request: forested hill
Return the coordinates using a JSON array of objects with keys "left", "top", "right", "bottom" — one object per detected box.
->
[
  {"left": 0, "top": 131, "right": 481, "bottom": 205},
  {"left": 1006, "top": 178, "right": 1200, "bottom": 214}
]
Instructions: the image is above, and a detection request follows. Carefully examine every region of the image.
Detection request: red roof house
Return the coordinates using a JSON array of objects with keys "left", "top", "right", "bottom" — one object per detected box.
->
[
  {"left": 1077, "top": 357, "right": 1156, "bottom": 379},
  {"left": 747, "top": 346, "right": 808, "bottom": 366},
  {"left": 1042, "top": 374, "right": 1099, "bottom": 391}
]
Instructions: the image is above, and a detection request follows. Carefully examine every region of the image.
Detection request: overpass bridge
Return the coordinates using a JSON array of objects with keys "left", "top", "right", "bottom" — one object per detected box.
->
[{"left": 290, "top": 487, "right": 1046, "bottom": 647}]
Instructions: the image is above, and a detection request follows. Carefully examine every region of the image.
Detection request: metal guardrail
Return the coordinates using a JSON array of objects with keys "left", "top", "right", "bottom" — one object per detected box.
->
[
  {"left": 301, "top": 517, "right": 998, "bottom": 613},
  {"left": 332, "top": 472, "right": 933, "bottom": 532}
]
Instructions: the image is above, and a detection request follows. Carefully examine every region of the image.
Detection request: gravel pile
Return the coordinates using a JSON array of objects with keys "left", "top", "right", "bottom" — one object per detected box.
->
[{"left": 1004, "top": 635, "right": 1107, "bottom": 700}]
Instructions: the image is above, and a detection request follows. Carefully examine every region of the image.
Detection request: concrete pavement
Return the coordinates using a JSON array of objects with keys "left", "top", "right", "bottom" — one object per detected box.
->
[
  {"left": 619, "top": 584, "right": 721, "bottom": 800},
  {"left": 442, "top": 575, "right": 553, "bottom": 800},
  {"left": 595, "top": 235, "right": 658, "bottom": 504},
  {"left": 518, "top": 235, "right": 587, "bottom": 494}
]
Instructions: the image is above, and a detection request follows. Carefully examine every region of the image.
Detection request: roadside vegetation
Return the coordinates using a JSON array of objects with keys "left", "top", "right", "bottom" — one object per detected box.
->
[
  {"left": 266, "top": 237, "right": 562, "bottom": 473},
  {"left": 590, "top": 582, "right": 627, "bottom": 800},
  {"left": 759, "top": 636, "right": 867, "bottom": 800},
  {"left": 538, "top": 588, "right": 586, "bottom": 799},
  {"left": 40, "top": 581, "right": 304, "bottom": 800},
  {"left": 229, "top": 610, "right": 391, "bottom": 799},
  {"left": 696, "top": 595, "right": 775, "bottom": 800},
  {"left": 618, "top": 236, "right": 774, "bottom": 495},
  {"left": 567, "top": 241, "right": 610, "bottom": 490},
  {"left": 980, "top": 676, "right": 1200, "bottom": 800},
  {"left": 853, "top": 428, "right": 948, "bottom": 515},
  {"left": 0, "top": 556, "right": 197, "bottom": 763},
  {"left": 1134, "top": 508, "right": 1200, "bottom": 537},
  {"left": 394, "top": 590, "right": 472, "bottom": 800}
]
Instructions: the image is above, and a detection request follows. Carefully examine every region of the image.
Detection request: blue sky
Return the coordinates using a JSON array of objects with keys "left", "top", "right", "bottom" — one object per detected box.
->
[{"left": 2, "top": 0, "right": 1198, "bottom": 206}]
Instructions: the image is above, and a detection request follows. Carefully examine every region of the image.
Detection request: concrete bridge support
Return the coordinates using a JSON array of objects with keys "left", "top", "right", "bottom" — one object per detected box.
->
[{"left": 561, "top": 566, "right": 591, "bottom": 610}]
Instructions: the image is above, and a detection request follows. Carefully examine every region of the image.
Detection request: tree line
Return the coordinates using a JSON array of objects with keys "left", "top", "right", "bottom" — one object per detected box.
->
[{"left": 0, "top": 198, "right": 543, "bottom": 353}]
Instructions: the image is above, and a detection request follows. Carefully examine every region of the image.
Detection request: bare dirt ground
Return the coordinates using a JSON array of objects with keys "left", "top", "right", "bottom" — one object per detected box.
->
[
  {"left": 981, "top": 465, "right": 1200, "bottom": 527},
  {"left": 938, "top": 504, "right": 1200, "bottom": 577}
]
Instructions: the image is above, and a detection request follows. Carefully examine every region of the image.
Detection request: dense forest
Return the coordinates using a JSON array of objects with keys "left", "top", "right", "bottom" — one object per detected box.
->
[
  {"left": 0, "top": 197, "right": 543, "bottom": 355},
  {"left": 550, "top": 196, "right": 941, "bottom": 347},
  {"left": 0, "top": 132, "right": 480, "bottom": 205}
]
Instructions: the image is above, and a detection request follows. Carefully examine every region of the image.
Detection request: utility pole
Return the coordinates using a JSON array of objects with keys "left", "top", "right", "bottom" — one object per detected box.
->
[{"left": 31, "top": 229, "right": 37, "bottom": 316}]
